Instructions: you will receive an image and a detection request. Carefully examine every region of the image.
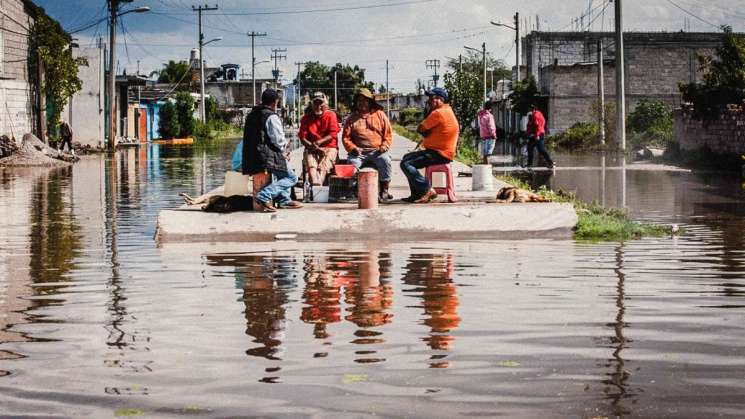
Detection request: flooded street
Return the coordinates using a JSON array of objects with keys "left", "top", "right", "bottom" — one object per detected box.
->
[{"left": 1, "top": 142, "right": 744, "bottom": 418}]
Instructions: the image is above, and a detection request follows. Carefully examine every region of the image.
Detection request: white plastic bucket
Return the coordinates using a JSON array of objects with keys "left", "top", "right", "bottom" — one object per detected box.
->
[
  {"left": 313, "top": 186, "right": 330, "bottom": 203},
  {"left": 472, "top": 164, "right": 494, "bottom": 191}
]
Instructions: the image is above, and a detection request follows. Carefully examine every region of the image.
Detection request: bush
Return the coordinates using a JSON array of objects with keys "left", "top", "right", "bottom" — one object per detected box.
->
[
  {"left": 627, "top": 99, "right": 673, "bottom": 148},
  {"left": 158, "top": 102, "right": 179, "bottom": 139},
  {"left": 175, "top": 91, "right": 195, "bottom": 138},
  {"left": 399, "top": 107, "right": 423, "bottom": 127},
  {"left": 548, "top": 122, "right": 600, "bottom": 151}
]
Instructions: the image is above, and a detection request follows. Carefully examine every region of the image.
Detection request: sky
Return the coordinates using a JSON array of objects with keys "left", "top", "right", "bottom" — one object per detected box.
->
[{"left": 34, "top": 0, "right": 745, "bottom": 93}]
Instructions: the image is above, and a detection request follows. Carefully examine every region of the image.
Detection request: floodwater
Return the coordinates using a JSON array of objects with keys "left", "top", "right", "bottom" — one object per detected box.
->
[{"left": 1, "top": 142, "right": 744, "bottom": 418}]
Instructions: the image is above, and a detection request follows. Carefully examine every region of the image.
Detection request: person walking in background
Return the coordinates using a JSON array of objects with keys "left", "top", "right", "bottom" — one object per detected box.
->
[
  {"left": 400, "top": 87, "right": 459, "bottom": 203},
  {"left": 242, "top": 88, "right": 303, "bottom": 212},
  {"left": 299, "top": 92, "right": 340, "bottom": 186},
  {"left": 526, "top": 104, "right": 554, "bottom": 168},
  {"left": 476, "top": 102, "right": 496, "bottom": 164},
  {"left": 342, "top": 88, "right": 394, "bottom": 201},
  {"left": 58, "top": 119, "right": 74, "bottom": 154}
]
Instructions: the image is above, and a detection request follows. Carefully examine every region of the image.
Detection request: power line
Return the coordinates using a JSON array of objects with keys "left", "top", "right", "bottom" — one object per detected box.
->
[
  {"left": 151, "top": 0, "right": 437, "bottom": 16},
  {"left": 664, "top": 0, "right": 720, "bottom": 29}
]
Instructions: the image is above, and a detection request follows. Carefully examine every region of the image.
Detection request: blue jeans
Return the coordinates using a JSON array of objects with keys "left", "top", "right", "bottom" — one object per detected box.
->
[
  {"left": 527, "top": 134, "right": 553, "bottom": 167},
  {"left": 255, "top": 168, "right": 298, "bottom": 205},
  {"left": 400, "top": 149, "right": 450, "bottom": 198},
  {"left": 348, "top": 150, "right": 392, "bottom": 182}
]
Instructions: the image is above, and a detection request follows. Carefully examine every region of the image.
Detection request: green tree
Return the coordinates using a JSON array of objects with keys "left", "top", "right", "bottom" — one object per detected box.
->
[
  {"left": 680, "top": 26, "right": 745, "bottom": 120},
  {"left": 509, "top": 76, "right": 540, "bottom": 114},
  {"left": 446, "top": 50, "right": 511, "bottom": 87},
  {"left": 27, "top": 7, "right": 85, "bottom": 135},
  {"left": 443, "top": 70, "right": 481, "bottom": 131},
  {"left": 175, "top": 92, "right": 195, "bottom": 137},
  {"left": 158, "top": 60, "right": 192, "bottom": 84},
  {"left": 294, "top": 61, "right": 374, "bottom": 110},
  {"left": 158, "top": 102, "right": 179, "bottom": 139}
]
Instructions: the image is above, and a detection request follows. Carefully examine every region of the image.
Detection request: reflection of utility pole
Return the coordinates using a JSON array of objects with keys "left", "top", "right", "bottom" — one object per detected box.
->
[
  {"left": 247, "top": 31, "right": 267, "bottom": 105},
  {"left": 607, "top": 243, "right": 631, "bottom": 416},
  {"left": 271, "top": 48, "right": 287, "bottom": 88},
  {"left": 425, "top": 59, "right": 440, "bottom": 87}
]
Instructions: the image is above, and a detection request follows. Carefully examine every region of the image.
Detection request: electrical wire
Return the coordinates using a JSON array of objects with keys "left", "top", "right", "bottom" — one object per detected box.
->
[
  {"left": 153, "top": 0, "right": 437, "bottom": 16},
  {"left": 664, "top": 0, "right": 720, "bottom": 29}
]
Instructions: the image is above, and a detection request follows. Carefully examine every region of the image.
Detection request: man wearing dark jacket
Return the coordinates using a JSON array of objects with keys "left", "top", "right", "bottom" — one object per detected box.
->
[{"left": 242, "top": 89, "right": 302, "bottom": 212}]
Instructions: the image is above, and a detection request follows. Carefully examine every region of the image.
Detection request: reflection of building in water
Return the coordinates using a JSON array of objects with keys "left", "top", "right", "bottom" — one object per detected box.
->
[
  {"left": 207, "top": 254, "right": 295, "bottom": 361},
  {"left": 402, "top": 253, "right": 460, "bottom": 367}
]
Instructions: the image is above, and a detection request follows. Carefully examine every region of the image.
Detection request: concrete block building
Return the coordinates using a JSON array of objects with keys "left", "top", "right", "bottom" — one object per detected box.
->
[
  {"left": 0, "top": 0, "right": 35, "bottom": 139},
  {"left": 522, "top": 31, "right": 723, "bottom": 133}
]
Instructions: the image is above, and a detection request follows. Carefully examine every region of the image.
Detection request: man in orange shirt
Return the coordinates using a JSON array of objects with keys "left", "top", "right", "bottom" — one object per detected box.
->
[
  {"left": 400, "top": 87, "right": 459, "bottom": 203},
  {"left": 342, "top": 88, "right": 394, "bottom": 201}
]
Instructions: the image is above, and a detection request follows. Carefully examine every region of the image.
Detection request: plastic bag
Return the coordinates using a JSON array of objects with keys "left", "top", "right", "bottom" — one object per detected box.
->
[{"left": 231, "top": 140, "right": 242, "bottom": 171}]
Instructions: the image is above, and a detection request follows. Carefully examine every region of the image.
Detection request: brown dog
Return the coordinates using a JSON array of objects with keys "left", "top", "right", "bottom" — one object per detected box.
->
[{"left": 496, "top": 186, "right": 550, "bottom": 203}]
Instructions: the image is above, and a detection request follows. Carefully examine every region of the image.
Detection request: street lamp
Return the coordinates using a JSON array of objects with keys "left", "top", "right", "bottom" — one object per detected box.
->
[
  {"left": 108, "top": 2, "right": 150, "bottom": 149},
  {"left": 199, "top": 36, "right": 222, "bottom": 123},
  {"left": 490, "top": 13, "right": 520, "bottom": 83},
  {"left": 465, "top": 43, "right": 487, "bottom": 101}
]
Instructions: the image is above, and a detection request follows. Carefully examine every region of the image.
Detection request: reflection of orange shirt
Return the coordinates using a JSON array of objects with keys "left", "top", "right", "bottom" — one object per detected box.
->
[{"left": 420, "top": 104, "right": 459, "bottom": 160}]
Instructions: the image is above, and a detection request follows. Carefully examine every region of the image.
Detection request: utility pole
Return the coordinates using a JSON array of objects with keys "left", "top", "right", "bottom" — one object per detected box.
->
[
  {"left": 193, "top": 4, "right": 218, "bottom": 123},
  {"left": 334, "top": 70, "right": 338, "bottom": 110},
  {"left": 615, "top": 0, "right": 626, "bottom": 150},
  {"left": 597, "top": 39, "right": 606, "bottom": 145},
  {"left": 271, "top": 48, "right": 287, "bottom": 88},
  {"left": 294, "top": 61, "right": 305, "bottom": 124},
  {"left": 425, "top": 59, "right": 440, "bottom": 87},
  {"left": 515, "top": 12, "right": 520, "bottom": 83},
  {"left": 247, "top": 31, "right": 267, "bottom": 105},
  {"left": 482, "top": 42, "right": 486, "bottom": 100},
  {"left": 107, "top": 0, "right": 123, "bottom": 148},
  {"left": 385, "top": 60, "right": 390, "bottom": 120}
]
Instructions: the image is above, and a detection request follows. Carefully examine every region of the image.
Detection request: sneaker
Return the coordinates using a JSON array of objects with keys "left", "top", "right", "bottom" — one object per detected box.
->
[
  {"left": 414, "top": 189, "right": 437, "bottom": 204},
  {"left": 379, "top": 191, "right": 394, "bottom": 202},
  {"left": 257, "top": 200, "right": 277, "bottom": 213},
  {"left": 278, "top": 200, "right": 303, "bottom": 209}
]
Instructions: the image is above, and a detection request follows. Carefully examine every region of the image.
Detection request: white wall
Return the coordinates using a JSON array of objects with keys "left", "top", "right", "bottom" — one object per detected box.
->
[{"left": 62, "top": 46, "right": 105, "bottom": 148}]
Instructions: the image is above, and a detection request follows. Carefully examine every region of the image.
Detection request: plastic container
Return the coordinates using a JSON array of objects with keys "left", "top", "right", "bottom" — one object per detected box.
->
[
  {"left": 334, "top": 164, "right": 356, "bottom": 178},
  {"left": 472, "top": 164, "right": 494, "bottom": 191},
  {"left": 312, "top": 186, "right": 329, "bottom": 203}
]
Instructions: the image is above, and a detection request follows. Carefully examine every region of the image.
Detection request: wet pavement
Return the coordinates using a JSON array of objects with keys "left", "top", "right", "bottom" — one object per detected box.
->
[{"left": 1, "top": 141, "right": 744, "bottom": 418}]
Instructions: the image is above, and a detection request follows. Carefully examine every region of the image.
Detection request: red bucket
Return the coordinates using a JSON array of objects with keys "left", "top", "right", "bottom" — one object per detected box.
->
[{"left": 334, "top": 164, "right": 356, "bottom": 178}]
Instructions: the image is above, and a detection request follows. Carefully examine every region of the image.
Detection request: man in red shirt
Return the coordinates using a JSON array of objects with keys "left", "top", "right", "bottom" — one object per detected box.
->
[
  {"left": 299, "top": 92, "right": 340, "bottom": 185},
  {"left": 526, "top": 104, "right": 554, "bottom": 168}
]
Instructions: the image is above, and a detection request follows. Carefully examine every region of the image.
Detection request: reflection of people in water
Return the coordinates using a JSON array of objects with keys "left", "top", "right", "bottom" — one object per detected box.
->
[
  {"left": 344, "top": 251, "right": 393, "bottom": 329},
  {"left": 207, "top": 254, "right": 293, "bottom": 360},
  {"left": 402, "top": 253, "right": 460, "bottom": 354},
  {"left": 300, "top": 256, "right": 343, "bottom": 339}
]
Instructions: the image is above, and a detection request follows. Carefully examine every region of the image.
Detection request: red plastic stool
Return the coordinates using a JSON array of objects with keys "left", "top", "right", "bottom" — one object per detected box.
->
[{"left": 425, "top": 164, "right": 457, "bottom": 203}]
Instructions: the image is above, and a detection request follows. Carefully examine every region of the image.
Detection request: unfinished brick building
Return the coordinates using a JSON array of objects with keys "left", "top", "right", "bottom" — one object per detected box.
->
[{"left": 523, "top": 31, "right": 724, "bottom": 133}]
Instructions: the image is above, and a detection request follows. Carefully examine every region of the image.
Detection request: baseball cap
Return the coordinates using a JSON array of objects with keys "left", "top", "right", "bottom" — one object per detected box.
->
[
  {"left": 425, "top": 87, "right": 449, "bottom": 102},
  {"left": 261, "top": 88, "right": 279, "bottom": 104},
  {"left": 311, "top": 91, "right": 327, "bottom": 103}
]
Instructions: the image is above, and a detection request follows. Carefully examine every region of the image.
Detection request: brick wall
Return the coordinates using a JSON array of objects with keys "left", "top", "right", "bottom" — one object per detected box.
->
[
  {"left": 0, "top": 0, "right": 34, "bottom": 138},
  {"left": 674, "top": 109, "right": 745, "bottom": 155}
]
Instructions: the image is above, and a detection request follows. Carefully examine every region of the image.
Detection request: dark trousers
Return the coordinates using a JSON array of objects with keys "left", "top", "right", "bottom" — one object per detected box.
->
[
  {"left": 59, "top": 136, "right": 73, "bottom": 152},
  {"left": 527, "top": 134, "right": 553, "bottom": 167},
  {"left": 400, "top": 149, "right": 450, "bottom": 198}
]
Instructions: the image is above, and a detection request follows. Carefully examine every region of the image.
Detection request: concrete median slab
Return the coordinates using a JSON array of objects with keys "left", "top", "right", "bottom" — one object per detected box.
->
[{"left": 156, "top": 202, "right": 577, "bottom": 242}]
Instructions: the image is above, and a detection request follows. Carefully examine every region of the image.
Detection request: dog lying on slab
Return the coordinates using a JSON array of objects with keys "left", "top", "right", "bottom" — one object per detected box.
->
[
  {"left": 495, "top": 187, "right": 551, "bottom": 203},
  {"left": 180, "top": 193, "right": 254, "bottom": 213}
]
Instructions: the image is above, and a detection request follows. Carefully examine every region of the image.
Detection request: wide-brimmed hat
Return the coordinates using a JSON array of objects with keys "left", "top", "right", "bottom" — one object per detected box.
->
[
  {"left": 311, "top": 91, "right": 327, "bottom": 103},
  {"left": 354, "top": 88, "right": 375, "bottom": 101}
]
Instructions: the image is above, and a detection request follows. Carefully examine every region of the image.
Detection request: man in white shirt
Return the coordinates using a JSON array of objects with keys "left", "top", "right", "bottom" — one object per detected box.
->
[{"left": 242, "top": 89, "right": 302, "bottom": 212}]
